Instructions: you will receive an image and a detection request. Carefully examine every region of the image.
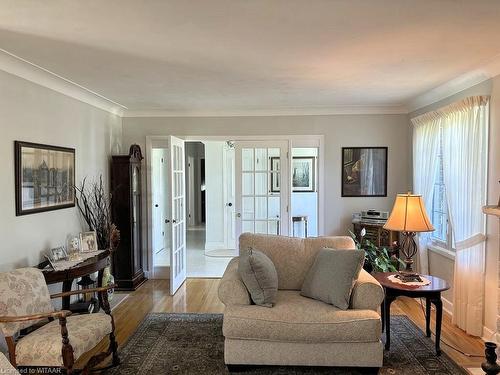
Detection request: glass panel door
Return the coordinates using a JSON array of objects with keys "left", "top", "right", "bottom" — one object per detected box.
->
[
  {"left": 168, "top": 136, "right": 186, "bottom": 295},
  {"left": 235, "top": 141, "right": 289, "bottom": 243}
]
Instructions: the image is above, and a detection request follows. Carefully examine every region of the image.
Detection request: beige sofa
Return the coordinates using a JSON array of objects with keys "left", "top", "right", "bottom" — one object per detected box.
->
[{"left": 218, "top": 233, "right": 385, "bottom": 369}]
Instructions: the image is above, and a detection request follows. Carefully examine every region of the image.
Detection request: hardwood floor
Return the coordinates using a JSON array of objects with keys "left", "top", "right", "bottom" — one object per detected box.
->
[{"left": 79, "top": 278, "right": 485, "bottom": 372}]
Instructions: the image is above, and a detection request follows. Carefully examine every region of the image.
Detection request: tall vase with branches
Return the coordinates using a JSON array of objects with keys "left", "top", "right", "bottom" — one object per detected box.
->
[{"left": 75, "top": 176, "right": 120, "bottom": 251}]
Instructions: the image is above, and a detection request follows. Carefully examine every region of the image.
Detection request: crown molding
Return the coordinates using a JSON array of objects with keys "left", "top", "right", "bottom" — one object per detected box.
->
[
  {"left": 0, "top": 48, "right": 127, "bottom": 116},
  {"left": 123, "top": 105, "right": 408, "bottom": 118},
  {"left": 408, "top": 54, "right": 500, "bottom": 113}
]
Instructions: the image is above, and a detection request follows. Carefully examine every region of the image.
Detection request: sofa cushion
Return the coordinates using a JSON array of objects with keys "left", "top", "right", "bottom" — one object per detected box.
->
[
  {"left": 223, "top": 290, "right": 381, "bottom": 343},
  {"left": 239, "top": 233, "right": 355, "bottom": 290},
  {"left": 301, "top": 248, "right": 365, "bottom": 310},
  {"left": 238, "top": 248, "right": 278, "bottom": 307}
]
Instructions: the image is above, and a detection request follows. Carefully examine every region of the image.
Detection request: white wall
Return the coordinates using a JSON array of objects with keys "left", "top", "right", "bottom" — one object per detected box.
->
[
  {"left": 122, "top": 114, "right": 410, "bottom": 252},
  {"left": 0, "top": 70, "right": 122, "bottom": 272},
  {"left": 203, "top": 141, "right": 226, "bottom": 249},
  {"left": 409, "top": 77, "right": 500, "bottom": 338}
]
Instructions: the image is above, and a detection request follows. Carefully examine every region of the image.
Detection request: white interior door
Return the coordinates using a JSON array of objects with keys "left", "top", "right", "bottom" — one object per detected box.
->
[
  {"left": 168, "top": 136, "right": 187, "bottom": 295},
  {"left": 224, "top": 144, "right": 236, "bottom": 249},
  {"left": 152, "top": 149, "right": 164, "bottom": 255},
  {"left": 235, "top": 141, "right": 289, "bottom": 245}
]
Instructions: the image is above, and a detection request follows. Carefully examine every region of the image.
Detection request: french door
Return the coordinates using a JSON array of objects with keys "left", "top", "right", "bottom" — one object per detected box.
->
[
  {"left": 224, "top": 143, "right": 236, "bottom": 249},
  {"left": 235, "top": 141, "right": 289, "bottom": 244},
  {"left": 168, "top": 136, "right": 187, "bottom": 295}
]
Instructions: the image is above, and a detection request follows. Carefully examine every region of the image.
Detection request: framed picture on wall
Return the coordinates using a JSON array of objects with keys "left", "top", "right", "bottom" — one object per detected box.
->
[
  {"left": 15, "top": 141, "right": 75, "bottom": 216},
  {"left": 341, "top": 147, "right": 387, "bottom": 197},
  {"left": 270, "top": 157, "right": 280, "bottom": 192},
  {"left": 270, "top": 156, "right": 316, "bottom": 193},
  {"left": 292, "top": 157, "right": 315, "bottom": 192}
]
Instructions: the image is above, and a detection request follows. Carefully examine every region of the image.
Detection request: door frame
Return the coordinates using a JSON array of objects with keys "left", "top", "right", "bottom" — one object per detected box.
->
[{"left": 145, "top": 134, "right": 325, "bottom": 277}]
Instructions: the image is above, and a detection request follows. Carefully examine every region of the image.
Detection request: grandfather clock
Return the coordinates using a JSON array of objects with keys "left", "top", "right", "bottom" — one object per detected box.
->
[{"left": 111, "top": 144, "right": 146, "bottom": 290}]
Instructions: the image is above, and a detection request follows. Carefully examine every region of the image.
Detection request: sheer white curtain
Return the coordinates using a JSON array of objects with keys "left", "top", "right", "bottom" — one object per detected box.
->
[
  {"left": 411, "top": 115, "right": 441, "bottom": 275},
  {"left": 413, "top": 96, "right": 489, "bottom": 336},
  {"left": 360, "top": 149, "right": 385, "bottom": 195},
  {"left": 441, "top": 96, "right": 489, "bottom": 336}
]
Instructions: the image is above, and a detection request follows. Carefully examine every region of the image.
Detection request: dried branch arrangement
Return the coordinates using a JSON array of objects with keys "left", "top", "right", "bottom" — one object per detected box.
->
[{"left": 75, "top": 176, "right": 120, "bottom": 251}]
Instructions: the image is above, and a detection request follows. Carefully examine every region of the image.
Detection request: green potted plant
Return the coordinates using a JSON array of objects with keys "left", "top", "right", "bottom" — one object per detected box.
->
[{"left": 349, "top": 229, "right": 404, "bottom": 273}]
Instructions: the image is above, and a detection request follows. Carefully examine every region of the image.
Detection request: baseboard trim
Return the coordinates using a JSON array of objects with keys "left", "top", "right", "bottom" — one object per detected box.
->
[
  {"left": 482, "top": 325, "right": 499, "bottom": 344},
  {"left": 205, "top": 241, "right": 226, "bottom": 250},
  {"left": 441, "top": 297, "right": 453, "bottom": 316},
  {"left": 415, "top": 296, "right": 453, "bottom": 317}
]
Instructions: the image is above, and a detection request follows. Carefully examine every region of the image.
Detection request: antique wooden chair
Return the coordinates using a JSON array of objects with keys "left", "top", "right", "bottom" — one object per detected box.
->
[{"left": 0, "top": 267, "right": 119, "bottom": 374}]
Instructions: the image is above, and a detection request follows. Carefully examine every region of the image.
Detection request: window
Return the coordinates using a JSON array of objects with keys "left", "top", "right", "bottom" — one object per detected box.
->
[{"left": 430, "top": 126, "right": 452, "bottom": 249}]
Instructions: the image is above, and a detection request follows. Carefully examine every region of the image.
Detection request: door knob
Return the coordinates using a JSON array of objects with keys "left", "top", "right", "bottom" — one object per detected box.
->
[
  {"left": 227, "top": 202, "right": 233, "bottom": 207},
  {"left": 155, "top": 204, "right": 159, "bottom": 207},
  {"left": 165, "top": 219, "right": 170, "bottom": 223}
]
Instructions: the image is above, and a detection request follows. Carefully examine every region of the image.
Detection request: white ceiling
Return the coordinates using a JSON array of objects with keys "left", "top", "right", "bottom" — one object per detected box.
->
[{"left": 1, "top": 0, "right": 500, "bottom": 115}]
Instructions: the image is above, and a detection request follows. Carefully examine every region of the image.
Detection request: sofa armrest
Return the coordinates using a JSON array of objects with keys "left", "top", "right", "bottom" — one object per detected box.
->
[
  {"left": 350, "top": 269, "right": 385, "bottom": 311},
  {"left": 218, "top": 257, "right": 251, "bottom": 306}
]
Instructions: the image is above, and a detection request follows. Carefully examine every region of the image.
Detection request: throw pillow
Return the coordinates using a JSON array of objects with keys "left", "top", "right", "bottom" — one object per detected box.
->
[
  {"left": 300, "top": 248, "right": 365, "bottom": 310},
  {"left": 238, "top": 248, "right": 278, "bottom": 307}
]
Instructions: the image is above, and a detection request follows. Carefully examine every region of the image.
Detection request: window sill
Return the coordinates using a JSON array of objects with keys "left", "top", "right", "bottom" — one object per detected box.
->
[{"left": 427, "top": 244, "right": 455, "bottom": 261}]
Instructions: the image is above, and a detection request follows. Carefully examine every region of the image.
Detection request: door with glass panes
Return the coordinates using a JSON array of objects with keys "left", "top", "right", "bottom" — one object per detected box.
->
[{"left": 235, "top": 141, "right": 289, "bottom": 244}]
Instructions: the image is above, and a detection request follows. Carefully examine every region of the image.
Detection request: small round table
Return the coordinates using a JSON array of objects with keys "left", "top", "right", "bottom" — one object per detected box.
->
[
  {"left": 373, "top": 272, "right": 450, "bottom": 356},
  {"left": 292, "top": 215, "right": 308, "bottom": 237}
]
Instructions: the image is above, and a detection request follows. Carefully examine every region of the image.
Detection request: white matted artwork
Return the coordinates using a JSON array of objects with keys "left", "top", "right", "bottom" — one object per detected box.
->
[{"left": 80, "top": 231, "right": 98, "bottom": 252}]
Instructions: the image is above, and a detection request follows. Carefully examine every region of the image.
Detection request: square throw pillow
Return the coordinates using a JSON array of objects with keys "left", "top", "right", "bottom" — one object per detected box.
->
[
  {"left": 238, "top": 248, "right": 278, "bottom": 307},
  {"left": 301, "top": 248, "right": 365, "bottom": 310}
]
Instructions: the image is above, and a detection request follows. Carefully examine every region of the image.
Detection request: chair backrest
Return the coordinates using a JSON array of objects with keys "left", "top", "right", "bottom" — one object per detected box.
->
[
  {"left": 239, "top": 233, "right": 355, "bottom": 290},
  {"left": 0, "top": 267, "right": 54, "bottom": 337}
]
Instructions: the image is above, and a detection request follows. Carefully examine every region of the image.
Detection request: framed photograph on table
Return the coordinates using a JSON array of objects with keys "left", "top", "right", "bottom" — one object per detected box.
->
[
  {"left": 80, "top": 231, "right": 98, "bottom": 253},
  {"left": 342, "top": 147, "right": 387, "bottom": 197},
  {"left": 15, "top": 141, "right": 75, "bottom": 216}
]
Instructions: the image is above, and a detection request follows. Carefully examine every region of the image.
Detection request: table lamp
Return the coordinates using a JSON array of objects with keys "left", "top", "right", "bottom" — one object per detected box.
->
[{"left": 383, "top": 193, "right": 435, "bottom": 282}]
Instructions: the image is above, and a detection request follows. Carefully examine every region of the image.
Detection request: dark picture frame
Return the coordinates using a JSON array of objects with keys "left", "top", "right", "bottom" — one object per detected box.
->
[
  {"left": 15, "top": 141, "right": 76, "bottom": 216},
  {"left": 292, "top": 156, "right": 315, "bottom": 192},
  {"left": 341, "top": 147, "right": 387, "bottom": 197},
  {"left": 270, "top": 157, "right": 280, "bottom": 193},
  {"left": 270, "top": 156, "right": 316, "bottom": 193}
]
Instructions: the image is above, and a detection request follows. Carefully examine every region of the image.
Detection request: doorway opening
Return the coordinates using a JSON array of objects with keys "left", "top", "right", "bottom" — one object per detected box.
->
[
  {"left": 151, "top": 146, "right": 170, "bottom": 279},
  {"left": 147, "top": 135, "right": 324, "bottom": 294},
  {"left": 184, "top": 141, "right": 236, "bottom": 277}
]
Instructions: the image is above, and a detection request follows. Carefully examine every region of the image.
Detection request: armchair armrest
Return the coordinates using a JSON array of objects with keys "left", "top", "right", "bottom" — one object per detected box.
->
[
  {"left": 218, "top": 257, "right": 251, "bottom": 306},
  {"left": 350, "top": 269, "right": 385, "bottom": 311},
  {"left": 50, "top": 284, "right": 116, "bottom": 299},
  {"left": 0, "top": 310, "right": 72, "bottom": 323}
]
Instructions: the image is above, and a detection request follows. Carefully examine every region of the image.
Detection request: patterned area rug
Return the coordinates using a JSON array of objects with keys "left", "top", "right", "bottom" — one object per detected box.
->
[{"left": 103, "top": 313, "right": 467, "bottom": 375}]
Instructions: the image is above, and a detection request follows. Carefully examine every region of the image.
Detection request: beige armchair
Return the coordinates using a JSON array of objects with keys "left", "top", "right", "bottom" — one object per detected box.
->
[
  {"left": 218, "top": 233, "right": 385, "bottom": 370},
  {"left": 0, "top": 267, "right": 119, "bottom": 375},
  {"left": 1, "top": 352, "right": 19, "bottom": 374}
]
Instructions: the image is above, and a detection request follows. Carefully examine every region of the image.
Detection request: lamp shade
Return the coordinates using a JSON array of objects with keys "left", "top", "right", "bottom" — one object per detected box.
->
[{"left": 383, "top": 193, "right": 435, "bottom": 232}]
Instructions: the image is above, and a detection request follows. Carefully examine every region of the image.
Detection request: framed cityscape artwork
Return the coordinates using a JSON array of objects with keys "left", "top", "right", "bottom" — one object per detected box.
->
[
  {"left": 341, "top": 147, "right": 387, "bottom": 197},
  {"left": 15, "top": 141, "right": 75, "bottom": 215}
]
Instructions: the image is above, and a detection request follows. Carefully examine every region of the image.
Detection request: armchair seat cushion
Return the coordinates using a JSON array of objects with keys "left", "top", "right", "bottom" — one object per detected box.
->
[
  {"left": 1, "top": 353, "right": 19, "bottom": 374},
  {"left": 223, "top": 290, "right": 381, "bottom": 344},
  {"left": 16, "top": 312, "right": 112, "bottom": 367}
]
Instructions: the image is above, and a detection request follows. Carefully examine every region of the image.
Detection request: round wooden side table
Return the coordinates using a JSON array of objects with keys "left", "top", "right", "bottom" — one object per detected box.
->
[{"left": 373, "top": 272, "right": 450, "bottom": 356}]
